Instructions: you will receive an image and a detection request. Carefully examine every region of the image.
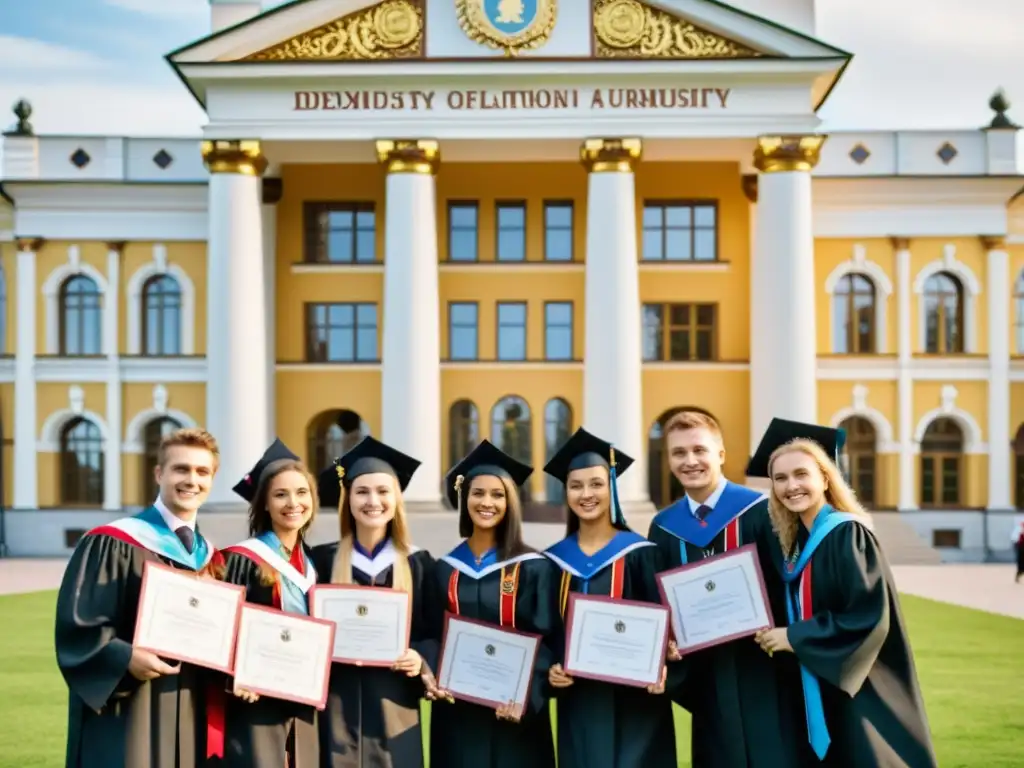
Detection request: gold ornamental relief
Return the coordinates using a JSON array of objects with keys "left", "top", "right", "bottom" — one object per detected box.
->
[
  {"left": 593, "top": 0, "right": 760, "bottom": 59},
  {"left": 243, "top": 0, "right": 423, "bottom": 61}
]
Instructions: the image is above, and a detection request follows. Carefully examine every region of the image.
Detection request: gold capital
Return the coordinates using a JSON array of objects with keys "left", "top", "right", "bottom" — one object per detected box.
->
[
  {"left": 741, "top": 174, "right": 758, "bottom": 203},
  {"left": 889, "top": 237, "right": 911, "bottom": 251},
  {"left": 980, "top": 235, "right": 1007, "bottom": 251},
  {"left": 105, "top": 241, "right": 127, "bottom": 254},
  {"left": 201, "top": 140, "right": 267, "bottom": 176},
  {"left": 376, "top": 140, "right": 439, "bottom": 175},
  {"left": 15, "top": 237, "right": 44, "bottom": 253},
  {"left": 580, "top": 138, "right": 642, "bottom": 173},
  {"left": 753, "top": 135, "right": 826, "bottom": 174}
]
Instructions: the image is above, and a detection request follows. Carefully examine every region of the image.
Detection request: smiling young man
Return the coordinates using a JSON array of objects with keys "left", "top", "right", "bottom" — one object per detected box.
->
[
  {"left": 647, "top": 410, "right": 804, "bottom": 768},
  {"left": 54, "top": 427, "right": 222, "bottom": 768}
]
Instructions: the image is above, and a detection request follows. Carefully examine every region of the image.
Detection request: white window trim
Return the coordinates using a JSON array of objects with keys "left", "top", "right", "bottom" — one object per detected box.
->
[
  {"left": 913, "top": 410, "right": 986, "bottom": 455},
  {"left": 824, "top": 244, "right": 893, "bottom": 354},
  {"left": 912, "top": 243, "right": 981, "bottom": 354},
  {"left": 38, "top": 408, "right": 110, "bottom": 452},
  {"left": 42, "top": 246, "right": 109, "bottom": 355},
  {"left": 829, "top": 406, "right": 899, "bottom": 453},
  {"left": 122, "top": 408, "right": 199, "bottom": 454},
  {"left": 125, "top": 246, "right": 196, "bottom": 355}
]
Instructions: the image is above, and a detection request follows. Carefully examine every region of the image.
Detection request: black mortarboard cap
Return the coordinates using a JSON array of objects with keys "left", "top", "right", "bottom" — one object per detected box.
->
[
  {"left": 542, "top": 427, "right": 634, "bottom": 485},
  {"left": 316, "top": 436, "right": 421, "bottom": 509},
  {"left": 232, "top": 437, "right": 300, "bottom": 503},
  {"left": 445, "top": 439, "right": 533, "bottom": 509},
  {"left": 746, "top": 418, "right": 846, "bottom": 479}
]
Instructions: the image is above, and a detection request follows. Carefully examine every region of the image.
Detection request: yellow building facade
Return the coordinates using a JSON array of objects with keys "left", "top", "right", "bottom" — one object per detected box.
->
[{"left": 1, "top": 0, "right": 1023, "bottom": 559}]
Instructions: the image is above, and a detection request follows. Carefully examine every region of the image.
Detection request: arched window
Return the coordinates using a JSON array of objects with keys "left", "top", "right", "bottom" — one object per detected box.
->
[
  {"left": 839, "top": 416, "right": 876, "bottom": 505},
  {"left": 544, "top": 398, "right": 573, "bottom": 503},
  {"left": 61, "top": 417, "right": 104, "bottom": 505},
  {"left": 923, "top": 272, "right": 964, "bottom": 354},
  {"left": 60, "top": 275, "right": 102, "bottom": 356},
  {"left": 142, "top": 416, "right": 182, "bottom": 504},
  {"left": 1014, "top": 272, "right": 1024, "bottom": 354},
  {"left": 448, "top": 399, "right": 479, "bottom": 470},
  {"left": 491, "top": 396, "right": 532, "bottom": 501},
  {"left": 307, "top": 409, "right": 368, "bottom": 472},
  {"left": 142, "top": 274, "right": 182, "bottom": 356},
  {"left": 920, "top": 418, "right": 963, "bottom": 507},
  {"left": 832, "top": 274, "right": 876, "bottom": 353}
]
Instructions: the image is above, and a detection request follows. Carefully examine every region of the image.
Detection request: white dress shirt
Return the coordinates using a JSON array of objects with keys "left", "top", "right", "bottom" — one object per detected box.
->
[
  {"left": 684, "top": 476, "right": 729, "bottom": 518},
  {"left": 154, "top": 494, "right": 196, "bottom": 532}
]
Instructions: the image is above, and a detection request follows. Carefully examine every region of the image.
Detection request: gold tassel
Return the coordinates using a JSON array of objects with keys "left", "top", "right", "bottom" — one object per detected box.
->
[
  {"left": 609, "top": 446, "right": 617, "bottom": 468},
  {"left": 454, "top": 474, "right": 465, "bottom": 512},
  {"left": 335, "top": 463, "right": 347, "bottom": 540}
]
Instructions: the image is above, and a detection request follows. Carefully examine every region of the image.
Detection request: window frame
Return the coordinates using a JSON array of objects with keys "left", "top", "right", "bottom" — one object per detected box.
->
[
  {"left": 641, "top": 200, "right": 720, "bottom": 262},
  {"left": 304, "top": 301, "right": 380, "bottom": 363},
  {"left": 303, "top": 202, "right": 377, "bottom": 264},
  {"left": 447, "top": 301, "right": 480, "bottom": 361},
  {"left": 495, "top": 301, "right": 528, "bottom": 361},
  {"left": 447, "top": 200, "right": 480, "bottom": 262},
  {"left": 543, "top": 301, "right": 574, "bottom": 361},
  {"left": 543, "top": 200, "right": 574, "bottom": 262},
  {"left": 642, "top": 302, "right": 718, "bottom": 361},
  {"left": 495, "top": 200, "right": 527, "bottom": 262}
]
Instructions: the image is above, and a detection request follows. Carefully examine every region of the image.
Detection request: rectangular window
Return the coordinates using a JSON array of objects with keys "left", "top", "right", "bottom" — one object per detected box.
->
[
  {"left": 642, "top": 303, "right": 717, "bottom": 361},
  {"left": 497, "top": 302, "right": 527, "bottom": 361},
  {"left": 544, "top": 301, "right": 573, "bottom": 360},
  {"left": 304, "top": 203, "right": 376, "bottom": 263},
  {"left": 448, "top": 302, "right": 479, "bottom": 361},
  {"left": 496, "top": 202, "right": 527, "bottom": 262},
  {"left": 544, "top": 201, "right": 573, "bottom": 261},
  {"left": 305, "top": 302, "right": 378, "bottom": 362},
  {"left": 448, "top": 202, "right": 479, "bottom": 262},
  {"left": 641, "top": 202, "right": 718, "bottom": 262}
]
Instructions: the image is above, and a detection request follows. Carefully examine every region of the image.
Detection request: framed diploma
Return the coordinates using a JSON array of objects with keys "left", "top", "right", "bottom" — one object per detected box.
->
[
  {"left": 655, "top": 543, "right": 774, "bottom": 654},
  {"left": 436, "top": 612, "right": 541, "bottom": 712},
  {"left": 231, "top": 604, "right": 336, "bottom": 709},
  {"left": 133, "top": 560, "right": 245, "bottom": 674},
  {"left": 563, "top": 595, "right": 670, "bottom": 688},
  {"left": 309, "top": 584, "right": 411, "bottom": 666}
]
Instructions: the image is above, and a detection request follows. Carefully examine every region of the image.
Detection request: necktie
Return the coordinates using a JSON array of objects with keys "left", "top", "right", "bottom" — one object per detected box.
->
[
  {"left": 175, "top": 526, "right": 195, "bottom": 554},
  {"left": 695, "top": 504, "right": 712, "bottom": 523}
]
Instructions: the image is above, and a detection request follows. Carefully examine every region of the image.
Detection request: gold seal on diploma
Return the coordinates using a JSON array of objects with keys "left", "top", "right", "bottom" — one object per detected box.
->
[{"left": 357, "top": 604, "right": 369, "bottom": 616}]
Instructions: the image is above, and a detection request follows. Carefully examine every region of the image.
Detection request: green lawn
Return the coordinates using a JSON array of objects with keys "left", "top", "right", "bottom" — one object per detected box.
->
[{"left": 2, "top": 590, "right": 1020, "bottom": 767}]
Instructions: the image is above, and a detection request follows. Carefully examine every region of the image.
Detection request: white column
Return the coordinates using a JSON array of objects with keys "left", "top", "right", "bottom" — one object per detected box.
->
[
  {"left": 743, "top": 174, "right": 768, "bottom": 448},
  {"left": 377, "top": 140, "right": 441, "bottom": 505},
  {"left": 750, "top": 136, "right": 824, "bottom": 433},
  {"left": 103, "top": 242, "right": 123, "bottom": 511},
  {"left": 262, "top": 179, "right": 281, "bottom": 445},
  {"left": 202, "top": 141, "right": 269, "bottom": 504},
  {"left": 581, "top": 138, "right": 647, "bottom": 504},
  {"left": 13, "top": 238, "right": 39, "bottom": 509},
  {"left": 893, "top": 239, "right": 916, "bottom": 511},
  {"left": 984, "top": 236, "right": 1012, "bottom": 509}
]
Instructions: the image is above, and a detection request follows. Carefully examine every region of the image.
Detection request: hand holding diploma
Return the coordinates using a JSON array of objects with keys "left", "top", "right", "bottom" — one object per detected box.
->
[
  {"left": 391, "top": 648, "right": 423, "bottom": 677},
  {"left": 548, "top": 663, "right": 574, "bottom": 689},
  {"left": 754, "top": 627, "right": 792, "bottom": 656},
  {"left": 128, "top": 648, "right": 180, "bottom": 681}
]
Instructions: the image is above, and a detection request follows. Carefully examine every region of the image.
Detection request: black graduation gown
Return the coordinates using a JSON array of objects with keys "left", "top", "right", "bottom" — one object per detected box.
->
[
  {"left": 544, "top": 531, "right": 676, "bottom": 768},
  {"left": 218, "top": 543, "right": 320, "bottom": 768},
  {"left": 647, "top": 484, "right": 806, "bottom": 767},
  {"left": 785, "top": 518, "right": 937, "bottom": 768},
  {"left": 54, "top": 516, "right": 217, "bottom": 768},
  {"left": 427, "top": 545, "right": 558, "bottom": 768},
  {"left": 310, "top": 541, "right": 436, "bottom": 768}
]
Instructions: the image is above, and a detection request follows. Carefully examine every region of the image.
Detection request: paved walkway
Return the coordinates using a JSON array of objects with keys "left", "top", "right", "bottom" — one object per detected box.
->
[{"left": 1, "top": 557, "right": 1020, "bottom": 620}]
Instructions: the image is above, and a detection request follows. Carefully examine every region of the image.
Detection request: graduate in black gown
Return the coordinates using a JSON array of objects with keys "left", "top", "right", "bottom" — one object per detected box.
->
[
  {"left": 54, "top": 428, "right": 224, "bottom": 768},
  {"left": 645, "top": 410, "right": 805, "bottom": 767},
  {"left": 217, "top": 438, "right": 321, "bottom": 767},
  {"left": 751, "top": 419, "right": 938, "bottom": 768},
  {"left": 542, "top": 428, "right": 676, "bottom": 768},
  {"left": 426, "top": 439, "right": 558, "bottom": 768},
  {"left": 310, "top": 436, "right": 437, "bottom": 768}
]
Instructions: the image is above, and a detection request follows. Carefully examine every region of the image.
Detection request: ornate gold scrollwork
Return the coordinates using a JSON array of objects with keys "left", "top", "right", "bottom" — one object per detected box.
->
[
  {"left": 243, "top": 0, "right": 423, "bottom": 61},
  {"left": 580, "top": 138, "right": 642, "bottom": 174},
  {"left": 455, "top": 0, "right": 558, "bottom": 56},
  {"left": 753, "top": 135, "right": 826, "bottom": 174},
  {"left": 593, "top": 0, "right": 760, "bottom": 59}
]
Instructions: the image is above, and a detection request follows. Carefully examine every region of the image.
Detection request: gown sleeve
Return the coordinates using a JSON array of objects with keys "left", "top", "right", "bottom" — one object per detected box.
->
[
  {"left": 53, "top": 533, "right": 138, "bottom": 713},
  {"left": 409, "top": 550, "right": 440, "bottom": 673},
  {"left": 785, "top": 522, "right": 890, "bottom": 697},
  {"left": 525, "top": 557, "right": 559, "bottom": 715},
  {"left": 628, "top": 542, "right": 666, "bottom": 604}
]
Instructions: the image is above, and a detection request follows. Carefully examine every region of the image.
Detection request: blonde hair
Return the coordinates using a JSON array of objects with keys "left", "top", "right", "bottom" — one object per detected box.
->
[
  {"left": 329, "top": 470, "right": 413, "bottom": 593},
  {"left": 158, "top": 428, "right": 220, "bottom": 471},
  {"left": 663, "top": 410, "right": 724, "bottom": 444},
  {"left": 766, "top": 439, "right": 870, "bottom": 554}
]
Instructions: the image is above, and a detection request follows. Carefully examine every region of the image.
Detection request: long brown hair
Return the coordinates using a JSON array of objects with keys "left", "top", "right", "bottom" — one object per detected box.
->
[
  {"left": 329, "top": 472, "right": 413, "bottom": 593},
  {"left": 247, "top": 458, "right": 319, "bottom": 586},
  {"left": 458, "top": 474, "right": 532, "bottom": 560}
]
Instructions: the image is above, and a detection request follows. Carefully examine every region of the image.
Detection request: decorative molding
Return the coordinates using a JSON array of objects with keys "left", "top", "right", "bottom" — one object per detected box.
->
[
  {"left": 122, "top": 385, "right": 198, "bottom": 454},
  {"left": 125, "top": 244, "right": 197, "bottom": 356},
  {"left": 201, "top": 140, "right": 267, "bottom": 177},
  {"left": 592, "top": 0, "right": 761, "bottom": 59},
  {"left": 912, "top": 243, "right": 982, "bottom": 353},
  {"left": 889, "top": 236, "right": 911, "bottom": 251},
  {"left": 911, "top": 385, "right": 986, "bottom": 454},
  {"left": 375, "top": 139, "right": 440, "bottom": 175},
  {"left": 828, "top": 383, "right": 898, "bottom": 452},
  {"left": 580, "top": 138, "right": 642, "bottom": 173},
  {"left": 38, "top": 386, "right": 111, "bottom": 451},
  {"left": 244, "top": 0, "right": 424, "bottom": 61},
  {"left": 980, "top": 234, "right": 1007, "bottom": 251},
  {"left": 755, "top": 135, "right": 825, "bottom": 173},
  {"left": 455, "top": 0, "right": 555, "bottom": 55},
  {"left": 41, "top": 246, "right": 109, "bottom": 355}
]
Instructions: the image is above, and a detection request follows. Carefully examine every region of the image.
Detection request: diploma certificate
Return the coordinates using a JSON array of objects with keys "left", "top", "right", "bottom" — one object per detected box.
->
[
  {"left": 133, "top": 560, "right": 245, "bottom": 673},
  {"left": 436, "top": 613, "right": 541, "bottom": 711},
  {"left": 655, "top": 544, "right": 774, "bottom": 654},
  {"left": 231, "top": 605, "right": 335, "bottom": 709},
  {"left": 309, "top": 585, "right": 411, "bottom": 666},
  {"left": 563, "top": 595, "right": 669, "bottom": 688}
]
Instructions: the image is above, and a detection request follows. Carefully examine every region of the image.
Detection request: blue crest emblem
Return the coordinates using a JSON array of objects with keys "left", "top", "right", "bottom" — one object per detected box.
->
[{"left": 456, "top": 0, "right": 557, "bottom": 55}]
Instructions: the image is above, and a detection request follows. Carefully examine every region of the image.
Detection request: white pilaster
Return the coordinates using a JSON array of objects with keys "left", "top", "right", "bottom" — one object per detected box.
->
[
  {"left": 104, "top": 243, "right": 122, "bottom": 511},
  {"left": 984, "top": 236, "right": 1012, "bottom": 509},
  {"left": 202, "top": 141, "right": 269, "bottom": 504},
  {"left": 743, "top": 175, "right": 767, "bottom": 448},
  {"left": 13, "top": 239, "right": 38, "bottom": 509},
  {"left": 893, "top": 239, "right": 915, "bottom": 510},
  {"left": 750, "top": 136, "right": 823, "bottom": 434},
  {"left": 581, "top": 139, "right": 646, "bottom": 503},
  {"left": 377, "top": 141, "right": 441, "bottom": 505},
  {"left": 262, "top": 179, "right": 280, "bottom": 443}
]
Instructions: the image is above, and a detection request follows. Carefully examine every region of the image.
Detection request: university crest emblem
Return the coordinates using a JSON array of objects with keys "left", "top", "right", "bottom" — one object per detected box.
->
[{"left": 455, "top": 0, "right": 557, "bottom": 55}]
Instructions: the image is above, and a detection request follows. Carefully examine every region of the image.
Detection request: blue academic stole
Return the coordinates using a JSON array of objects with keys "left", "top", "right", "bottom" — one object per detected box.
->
[
  {"left": 92, "top": 506, "right": 213, "bottom": 571},
  {"left": 544, "top": 530, "right": 654, "bottom": 615},
  {"left": 782, "top": 507, "right": 860, "bottom": 760},
  {"left": 653, "top": 483, "right": 766, "bottom": 564},
  {"left": 441, "top": 542, "right": 544, "bottom": 627}
]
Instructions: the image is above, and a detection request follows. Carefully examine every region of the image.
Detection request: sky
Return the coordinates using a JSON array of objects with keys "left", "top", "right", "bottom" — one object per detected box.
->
[{"left": 0, "top": 0, "right": 1022, "bottom": 137}]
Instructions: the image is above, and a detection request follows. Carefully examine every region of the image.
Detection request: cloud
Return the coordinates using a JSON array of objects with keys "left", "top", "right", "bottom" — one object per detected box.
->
[
  {"left": 0, "top": 35, "right": 114, "bottom": 75},
  {"left": 101, "top": 0, "right": 208, "bottom": 20}
]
